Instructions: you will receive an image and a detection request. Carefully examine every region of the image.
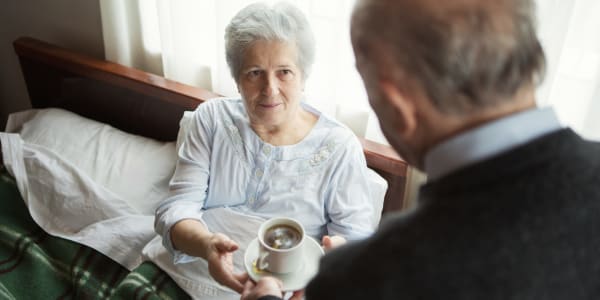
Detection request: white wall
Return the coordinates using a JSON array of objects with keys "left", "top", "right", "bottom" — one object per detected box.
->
[{"left": 0, "top": 0, "right": 105, "bottom": 130}]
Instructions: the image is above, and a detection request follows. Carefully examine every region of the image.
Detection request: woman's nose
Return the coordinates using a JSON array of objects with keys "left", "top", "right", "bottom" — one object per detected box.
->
[{"left": 262, "top": 74, "right": 279, "bottom": 97}]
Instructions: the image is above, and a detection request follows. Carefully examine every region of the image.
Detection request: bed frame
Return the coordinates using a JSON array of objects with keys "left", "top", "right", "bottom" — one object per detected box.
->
[{"left": 12, "top": 36, "right": 410, "bottom": 214}]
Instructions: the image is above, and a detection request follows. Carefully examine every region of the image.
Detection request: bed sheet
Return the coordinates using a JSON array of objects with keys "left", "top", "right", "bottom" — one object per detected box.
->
[
  {"left": 0, "top": 166, "right": 190, "bottom": 299},
  {"left": 0, "top": 132, "right": 264, "bottom": 299}
]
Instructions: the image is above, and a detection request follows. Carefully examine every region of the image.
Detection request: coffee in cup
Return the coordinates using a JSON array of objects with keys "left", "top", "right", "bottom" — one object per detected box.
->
[
  {"left": 257, "top": 217, "right": 305, "bottom": 274},
  {"left": 264, "top": 224, "right": 302, "bottom": 249}
]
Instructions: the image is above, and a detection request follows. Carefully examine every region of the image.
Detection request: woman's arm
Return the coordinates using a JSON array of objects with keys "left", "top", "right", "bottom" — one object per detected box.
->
[
  {"left": 155, "top": 102, "right": 248, "bottom": 292},
  {"left": 154, "top": 105, "right": 215, "bottom": 261},
  {"left": 325, "top": 134, "right": 378, "bottom": 240},
  {"left": 170, "top": 219, "right": 215, "bottom": 258}
]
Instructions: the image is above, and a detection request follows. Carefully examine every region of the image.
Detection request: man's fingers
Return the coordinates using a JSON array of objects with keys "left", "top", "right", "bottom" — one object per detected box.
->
[{"left": 289, "top": 289, "right": 305, "bottom": 300}]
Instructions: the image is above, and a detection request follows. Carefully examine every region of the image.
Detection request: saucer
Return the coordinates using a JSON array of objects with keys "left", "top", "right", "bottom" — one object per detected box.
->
[{"left": 244, "top": 236, "right": 324, "bottom": 291}]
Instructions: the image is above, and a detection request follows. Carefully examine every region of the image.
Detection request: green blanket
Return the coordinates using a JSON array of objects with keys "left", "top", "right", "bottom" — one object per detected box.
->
[{"left": 0, "top": 167, "right": 190, "bottom": 299}]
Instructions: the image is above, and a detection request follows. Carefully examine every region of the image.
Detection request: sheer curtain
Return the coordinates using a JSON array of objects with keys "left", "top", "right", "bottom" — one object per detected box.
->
[
  {"left": 99, "top": 0, "right": 381, "bottom": 140},
  {"left": 99, "top": 0, "right": 600, "bottom": 142},
  {"left": 536, "top": 0, "right": 600, "bottom": 141}
]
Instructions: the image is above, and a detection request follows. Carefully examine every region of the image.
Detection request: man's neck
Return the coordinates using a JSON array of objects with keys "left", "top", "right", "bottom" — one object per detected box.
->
[{"left": 415, "top": 87, "right": 537, "bottom": 169}]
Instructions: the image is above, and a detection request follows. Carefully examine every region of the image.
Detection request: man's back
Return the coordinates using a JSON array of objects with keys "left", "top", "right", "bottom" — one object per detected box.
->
[{"left": 307, "top": 129, "right": 600, "bottom": 299}]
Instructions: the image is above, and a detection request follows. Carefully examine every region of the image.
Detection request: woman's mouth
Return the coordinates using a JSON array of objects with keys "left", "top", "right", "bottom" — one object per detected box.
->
[{"left": 259, "top": 103, "right": 281, "bottom": 109}]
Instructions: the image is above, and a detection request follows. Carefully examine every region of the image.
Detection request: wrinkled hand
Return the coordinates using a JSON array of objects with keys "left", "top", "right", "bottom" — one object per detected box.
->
[
  {"left": 241, "top": 277, "right": 284, "bottom": 300},
  {"left": 321, "top": 235, "right": 347, "bottom": 251},
  {"left": 205, "top": 233, "right": 248, "bottom": 293}
]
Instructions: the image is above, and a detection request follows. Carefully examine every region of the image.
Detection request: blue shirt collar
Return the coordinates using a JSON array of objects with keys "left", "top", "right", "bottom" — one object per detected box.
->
[{"left": 424, "top": 107, "right": 563, "bottom": 180}]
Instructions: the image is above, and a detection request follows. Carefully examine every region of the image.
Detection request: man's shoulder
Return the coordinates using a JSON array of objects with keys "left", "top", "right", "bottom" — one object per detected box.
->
[
  {"left": 427, "top": 128, "right": 600, "bottom": 191},
  {"left": 306, "top": 213, "right": 429, "bottom": 299},
  {"left": 503, "top": 128, "right": 600, "bottom": 165}
]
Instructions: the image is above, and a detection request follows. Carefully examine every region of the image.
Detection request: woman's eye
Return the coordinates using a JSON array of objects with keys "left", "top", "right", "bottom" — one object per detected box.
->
[
  {"left": 279, "top": 69, "right": 294, "bottom": 79},
  {"left": 246, "top": 70, "right": 262, "bottom": 79}
]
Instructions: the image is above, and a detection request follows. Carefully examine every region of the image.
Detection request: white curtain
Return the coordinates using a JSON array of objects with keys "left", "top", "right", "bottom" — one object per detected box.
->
[
  {"left": 99, "top": 0, "right": 380, "bottom": 141},
  {"left": 99, "top": 0, "right": 600, "bottom": 143},
  {"left": 536, "top": 0, "right": 600, "bottom": 141}
]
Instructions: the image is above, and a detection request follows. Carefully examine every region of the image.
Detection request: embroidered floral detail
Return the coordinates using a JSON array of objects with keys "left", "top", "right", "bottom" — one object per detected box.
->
[
  {"left": 308, "top": 142, "right": 336, "bottom": 167},
  {"left": 223, "top": 121, "right": 248, "bottom": 162},
  {"left": 226, "top": 123, "right": 243, "bottom": 145}
]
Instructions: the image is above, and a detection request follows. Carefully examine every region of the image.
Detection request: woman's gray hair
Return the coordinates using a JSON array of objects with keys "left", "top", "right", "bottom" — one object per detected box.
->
[
  {"left": 354, "top": 0, "right": 546, "bottom": 115},
  {"left": 225, "top": 2, "right": 316, "bottom": 82}
]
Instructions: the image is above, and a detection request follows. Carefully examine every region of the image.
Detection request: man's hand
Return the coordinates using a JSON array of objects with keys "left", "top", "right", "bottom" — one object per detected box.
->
[
  {"left": 204, "top": 233, "right": 248, "bottom": 293},
  {"left": 241, "top": 276, "right": 284, "bottom": 300},
  {"left": 321, "top": 235, "right": 347, "bottom": 251}
]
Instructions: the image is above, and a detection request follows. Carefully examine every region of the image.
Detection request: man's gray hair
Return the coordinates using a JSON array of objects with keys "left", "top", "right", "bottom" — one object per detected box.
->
[
  {"left": 354, "top": 0, "right": 546, "bottom": 114},
  {"left": 225, "top": 2, "right": 316, "bottom": 82}
]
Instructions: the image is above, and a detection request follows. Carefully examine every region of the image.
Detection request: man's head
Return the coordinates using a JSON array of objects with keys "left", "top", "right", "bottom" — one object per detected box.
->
[{"left": 351, "top": 0, "right": 545, "bottom": 169}]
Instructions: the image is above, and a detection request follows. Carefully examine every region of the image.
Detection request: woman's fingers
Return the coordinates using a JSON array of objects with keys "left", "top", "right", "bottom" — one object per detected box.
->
[
  {"left": 208, "top": 253, "right": 245, "bottom": 292},
  {"left": 217, "top": 270, "right": 246, "bottom": 293},
  {"left": 322, "top": 235, "right": 332, "bottom": 249},
  {"left": 234, "top": 272, "right": 250, "bottom": 283},
  {"left": 240, "top": 279, "right": 256, "bottom": 299},
  {"left": 212, "top": 233, "right": 239, "bottom": 252},
  {"left": 321, "top": 235, "right": 347, "bottom": 251},
  {"left": 222, "top": 272, "right": 249, "bottom": 293},
  {"left": 205, "top": 233, "right": 245, "bottom": 292}
]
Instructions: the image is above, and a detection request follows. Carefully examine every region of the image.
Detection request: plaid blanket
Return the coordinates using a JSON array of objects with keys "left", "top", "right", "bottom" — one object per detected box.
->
[{"left": 0, "top": 167, "right": 190, "bottom": 299}]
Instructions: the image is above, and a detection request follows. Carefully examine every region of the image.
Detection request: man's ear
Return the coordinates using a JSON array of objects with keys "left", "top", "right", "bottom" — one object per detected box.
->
[{"left": 378, "top": 80, "right": 417, "bottom": 138}]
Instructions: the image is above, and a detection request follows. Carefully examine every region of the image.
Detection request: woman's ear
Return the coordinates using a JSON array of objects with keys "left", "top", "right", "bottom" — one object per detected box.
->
[{"left": 378, "top": 80, "right": 417, "bottom": 138}]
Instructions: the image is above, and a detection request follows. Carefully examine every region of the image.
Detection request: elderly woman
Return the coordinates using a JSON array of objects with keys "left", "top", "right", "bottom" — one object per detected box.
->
[{"left": 155, "top": 1, "right": 376, "bottom": 294}]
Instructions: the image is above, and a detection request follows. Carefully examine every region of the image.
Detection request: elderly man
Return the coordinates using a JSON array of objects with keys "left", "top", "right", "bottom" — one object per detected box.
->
[{"left": 242, "top": 0, "right": 600, "bottom": 299}]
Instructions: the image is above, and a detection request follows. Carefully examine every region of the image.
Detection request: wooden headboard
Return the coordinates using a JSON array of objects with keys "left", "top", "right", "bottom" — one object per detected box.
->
[{"left": 12, "top": 36, "right": 409, "bottom": 214}]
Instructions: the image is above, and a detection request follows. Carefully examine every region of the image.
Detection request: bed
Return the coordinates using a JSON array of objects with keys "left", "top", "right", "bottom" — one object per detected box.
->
[{"left": 0, "top": 37, "right": 409, "bottom": 299}]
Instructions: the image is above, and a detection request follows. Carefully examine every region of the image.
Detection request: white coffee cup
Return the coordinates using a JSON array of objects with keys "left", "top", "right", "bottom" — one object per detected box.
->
[{"left": 257, "top": 217, "right": 305, "bottom": 274}]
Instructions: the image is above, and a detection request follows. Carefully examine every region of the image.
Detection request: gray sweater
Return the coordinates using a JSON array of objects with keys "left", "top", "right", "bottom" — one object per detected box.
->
[{"left": 306, "top": 129, "right": 600, "bottom": 299}]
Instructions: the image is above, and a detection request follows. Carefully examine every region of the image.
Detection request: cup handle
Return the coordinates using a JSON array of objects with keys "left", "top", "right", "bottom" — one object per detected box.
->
[{"left": 257, "top": 250, "right": 269, "bottom": 271}]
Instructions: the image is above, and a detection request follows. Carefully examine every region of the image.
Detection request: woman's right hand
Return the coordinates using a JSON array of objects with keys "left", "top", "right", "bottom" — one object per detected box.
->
[
  {"left": 204, "top": 232, "right": 248, "bottom": 293},
  {"left": 321, "top": 235, "right": 347, "bottom": 251},
  {"left": 170, "top": 220, "right": 248, "bottom": 293}
]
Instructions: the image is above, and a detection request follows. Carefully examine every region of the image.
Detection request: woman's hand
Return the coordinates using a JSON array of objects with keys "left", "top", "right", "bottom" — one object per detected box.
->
[
  {"left": 170, "top": 220, "right": 247, "bottom": 293},
  {"left": 204, "top": 233, "right": 248, "bottom": 293},
  {"left": 321, "top": 235, "right": 347, "bottom": 251}
]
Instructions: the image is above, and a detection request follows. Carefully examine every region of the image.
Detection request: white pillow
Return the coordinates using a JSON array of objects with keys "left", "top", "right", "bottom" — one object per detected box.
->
[{"left": 6, "top": 108, "right": 176, "bottom": 215}]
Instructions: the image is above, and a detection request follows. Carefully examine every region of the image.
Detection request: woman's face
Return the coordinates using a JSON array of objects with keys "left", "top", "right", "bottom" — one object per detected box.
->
[{"left": 237, "top": 40, "right": 304, "bottom": 128}]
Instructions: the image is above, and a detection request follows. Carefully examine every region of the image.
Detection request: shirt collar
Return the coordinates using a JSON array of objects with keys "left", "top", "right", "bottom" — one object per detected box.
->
[{"left": 424, "top": 107, "right": 563, "bottom": 181}]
